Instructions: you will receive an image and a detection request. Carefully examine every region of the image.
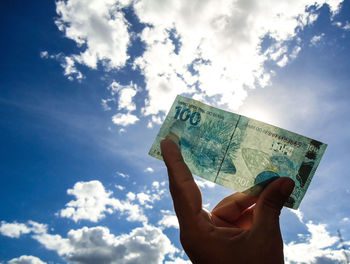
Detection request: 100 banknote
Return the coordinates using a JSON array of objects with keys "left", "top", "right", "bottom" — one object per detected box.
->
[{"left": 149, "top": 95, "right": 327, "bottom": 209}]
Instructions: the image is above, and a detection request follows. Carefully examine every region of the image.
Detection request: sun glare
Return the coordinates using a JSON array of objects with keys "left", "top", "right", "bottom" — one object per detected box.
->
[{"left": 239, "top": 106, "right": 279, "bottom": 125}]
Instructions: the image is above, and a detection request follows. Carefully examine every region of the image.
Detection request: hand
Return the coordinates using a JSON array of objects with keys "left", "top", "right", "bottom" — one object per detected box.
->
[{"left": 161, "top": 139, "right": 295, "bottom": 264}]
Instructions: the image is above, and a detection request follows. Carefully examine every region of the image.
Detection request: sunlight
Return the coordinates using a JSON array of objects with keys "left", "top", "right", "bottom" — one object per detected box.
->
[{"left": 239, "top": 106, "right": 279, "bottom": 125}]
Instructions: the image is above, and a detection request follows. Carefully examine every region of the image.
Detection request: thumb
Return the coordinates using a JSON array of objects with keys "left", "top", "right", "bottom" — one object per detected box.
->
[{"left": 252, "top": 177, "right": 295, "bottom": 233}]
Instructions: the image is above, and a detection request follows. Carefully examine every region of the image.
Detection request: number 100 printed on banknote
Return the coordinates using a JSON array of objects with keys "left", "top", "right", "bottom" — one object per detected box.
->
[{"left": 149, "top": 95, "right": 327, "bottom": 209}]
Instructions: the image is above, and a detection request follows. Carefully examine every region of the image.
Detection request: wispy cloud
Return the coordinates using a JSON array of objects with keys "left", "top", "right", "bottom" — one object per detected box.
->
[
  {"left": 310, "top": 33, "right": 325, "bottom": 46},
  {"left": 116, "top": 171, "right": 129, "bottom": 178}
]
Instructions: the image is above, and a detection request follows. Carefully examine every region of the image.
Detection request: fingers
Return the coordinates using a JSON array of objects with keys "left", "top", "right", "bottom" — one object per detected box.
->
[
  {"left": 234, "top": 205, "right": 255, "bottom": 230},
  {"left": 161, "top": 139, "right": 202, "bottom": 225},
  {"left": 211, "top": 204, "right": 255, "bottom": 230},
  {"left": 211, "top": 192, "right": 257, "bottom": 223},
  {"left": 252, "top": 177, "right": 295, "bottom": 235}
]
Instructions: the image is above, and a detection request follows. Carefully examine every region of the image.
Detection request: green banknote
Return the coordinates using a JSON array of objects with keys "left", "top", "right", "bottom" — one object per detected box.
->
[{"left": 149, "top": 95, "right": 327, "bottom": 209}]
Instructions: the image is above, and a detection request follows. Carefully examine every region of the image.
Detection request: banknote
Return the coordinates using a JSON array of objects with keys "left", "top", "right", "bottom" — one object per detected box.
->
[{"left": 149, "top": 95, "right": 327, "bottom": 209}]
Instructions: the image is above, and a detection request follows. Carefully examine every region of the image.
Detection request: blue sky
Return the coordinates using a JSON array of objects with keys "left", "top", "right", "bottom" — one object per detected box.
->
[{"left": 0, "top": 0, "right": 350, "bottom": 263}]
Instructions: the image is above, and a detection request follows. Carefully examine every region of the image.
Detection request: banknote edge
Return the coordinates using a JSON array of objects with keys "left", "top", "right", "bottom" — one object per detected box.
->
[{"left": 290, "top": 143, "right": 328, "bottom": 209}]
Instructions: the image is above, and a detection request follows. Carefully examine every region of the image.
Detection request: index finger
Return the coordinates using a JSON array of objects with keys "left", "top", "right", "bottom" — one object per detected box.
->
[{"left": 161, "top": 139, "right": 202, "bottom": 225}]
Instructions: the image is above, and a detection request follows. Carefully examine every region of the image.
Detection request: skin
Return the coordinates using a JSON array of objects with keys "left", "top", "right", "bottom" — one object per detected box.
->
[{"left": 160, "top": 139, "right": 295, "bottom": 264}]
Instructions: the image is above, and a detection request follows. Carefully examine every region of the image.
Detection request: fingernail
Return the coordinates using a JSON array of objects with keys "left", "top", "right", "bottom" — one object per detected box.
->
[
  {"left": 280, "top": 178, "right": 295, "bottom": 196},
  {"left": 164, "top": 133, "right": 180, "bottom": 149}
]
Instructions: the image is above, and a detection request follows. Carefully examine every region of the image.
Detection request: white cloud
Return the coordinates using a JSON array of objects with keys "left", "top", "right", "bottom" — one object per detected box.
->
[
  {"left": 344, "top": 21, "right": 350, "bottom": 30},
  {"left": 158, "top": 210, "right": 179, "bottom": 230},
  {"left": 39, "top": 51, "right": 58, "bottom": 60},
  {"left": 342, "top": 217, "right": 349, "bottom": 222},
  {"left": 144, "top": 167, "right": 154, "bottom": 173},
  {"left": 39, "top": 51, "right": 85, "bottom": 80},
  {"left": 284, "top": 210, "right": 350, "bottom": 264},
  {"left": 147, "top": 115, "right": 163, "bottom": 129},
  {"left": 116, "top": 171, "right": 129, "bottom": 178},
  {"left": 284, "top": 221, "right": 348, "bottom": 263},
  {"left": 152, "top": 181, "right": 160, "bottom": 189},
  {"left": 277, "top": 55, "right": 289, "bottom": 67},
  {"left": 126, "top": 192, "right": 136, "bottom": 201},
  {"left": 0, "top": 220, "right": 46, "bottom": 239},
  {"left": 55, "top": 0, "right": 131, "bottom": 74},
  {"left": 195, "top": 178, "right": 216, "bottom": 189},
  {"left": 0, "top": 221, "right": 69, "bottom": 257},
  {"left": 290, "top": 46, "right": 302, "bottom": 60},
  {"left": 61, "top": 56, "right": 83, "bottom": 81},
  {"left": 32, "top": 233, "right": 71, "bottom": 256},
  {"left": 115, "top": 184, "right": 125, "bottom": 191},
  {"left": 64, "top": 225, "right": 178, "bottom": 264},
  {"left": 124, "top": 181, "right": 167, "bottom": 210},
  {"left": 0, "top": 221, "right": 47, "bottom": 239},
  {"left": 59, "top": 180, "right": 116, "bottom": 222},
  {"left": 58, "top": 180, "right": 147, "bottom": 223},
  {"left": 5, "top": 223, "right": 180, "bottom": 264},
  {"left": 136, "top": 192, "right": 151, "bottom": 205},
  {"left": 134, "top": 188, "right": 164, "bottom": 209},
  {"left": 54, "top": 0, "right": 344, "bottom": 127},
  {"left": 203, "top": 203, "right": 211, "bottom": 210},
  {"left": 151, "top": 181, "right": 166, "bottom": 197},
  {"left": 293, "top": 209, "right": 305, "bottom": 223},
  {"left": 39, "top": 51, "right": 49, "bottom": 59},
  {"left": 26, "top": 221, "right": 48, "bottom": 234},
  {"left": 104, "top": 81, "right": 140, "bottom": 127},
  {"left": 7, "top": 255, "right": 47, "bottom": 264},
  {"left": 147, "top": 121, "right": 153, "bottom": 129},
  {"left": 108, "top": 81, "right": 138, "bottom": 112},
  {"left": 133, "top": 0, "right": 343, "bottom": 119},
  {"left": 310, "top": 33, "right": 325, "bottom": 46},
  {"left": 151, "top": 115, "right": 163, "bottom": 125},
  {"left": 333, "top": 21, "right": 343, "bottom": 27},
  {"left": 165, "top": 258, "right": 191, "bottom": 264},
  {"left": 40, "top": 51, "right": 59, "bottom": 60},
  {"left": 111, "top": 113, "right": 139, "bottom": 126},
  {"left": 0, "top": 221, "right": 31, "bottom": 238},
  {"left": 101, "top": 98, "right": 115, "bottom": 111}
]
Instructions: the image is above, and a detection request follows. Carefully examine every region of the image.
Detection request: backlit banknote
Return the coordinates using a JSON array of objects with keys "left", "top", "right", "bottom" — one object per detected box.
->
[{"left": 149, "top": 95, "right": 327, "bottom": 209}]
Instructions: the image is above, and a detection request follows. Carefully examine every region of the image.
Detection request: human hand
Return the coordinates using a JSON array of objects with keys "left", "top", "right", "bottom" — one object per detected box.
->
[{"left": 160, "top": 139, "right": 295, "bottom": 264}]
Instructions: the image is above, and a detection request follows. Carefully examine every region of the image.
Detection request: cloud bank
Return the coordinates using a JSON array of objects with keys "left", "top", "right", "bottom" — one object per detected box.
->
[
  {"left": 284, "top": 210, "right": 350, "bottom": 264},
  {"left": 2, "top": 222, "right": 179, "bottom": 264},
  {"left": 2, "top": 179, "right": 350, "bottom": 263},
  {"left": 52, "top": 0, "right": 344, "bottom": 127}
]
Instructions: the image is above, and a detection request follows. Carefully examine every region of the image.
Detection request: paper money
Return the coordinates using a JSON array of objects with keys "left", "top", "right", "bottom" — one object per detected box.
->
[{"left": 149, "top": 95, "right": 327, "bottom": 209}]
